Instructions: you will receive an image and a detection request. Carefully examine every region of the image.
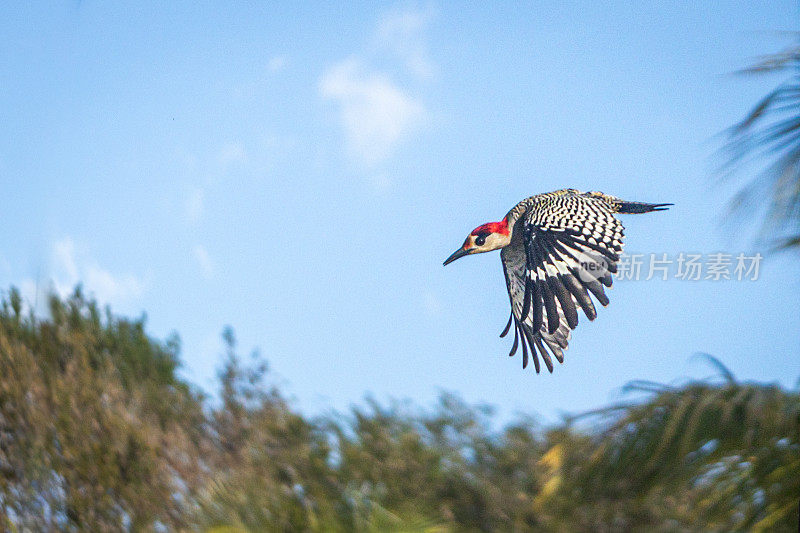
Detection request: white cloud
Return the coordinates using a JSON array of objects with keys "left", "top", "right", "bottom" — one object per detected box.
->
[
  {"left": 84, "top": 266, "right": 145, "bottom": 304},
  {"left": 184, "top": 187, "right": 204, "bottom": 224},
  {"left": 217, "top": 142, "right": 247, "bottom": 166},
  {"left": 268, "top": 55, "right": 288, "bottom": 72},
  {"left": 193, "top": 244, "right": 214, "bottom": 279},
  {"left": 18, "top": 278, "right": 41, "bottom": 313},
  {"left": 53, "top": 238, "right": 79, "bottom": 282},
  {"left": 319, "top": 58, "right": 426, "bottom": 166},
  {"left": 48, "top": 237, "right": 145, "bottom": 305},
  {"left": 231, "top": 56, "right": 290, "bottom": 98},
  {"left": 319, "top": 7, "right": 434, "bottom": 167},
  {"left": 375, "top": 7, "right": 434, "bottom": 78}
]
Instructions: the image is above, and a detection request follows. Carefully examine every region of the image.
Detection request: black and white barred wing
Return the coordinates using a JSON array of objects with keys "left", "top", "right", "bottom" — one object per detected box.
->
[
  {"left": 499, "top": 195, "right": 625, "bottom": 372},
  {"left": 500, "top": 236, "right": 571, "bottom": 373}
]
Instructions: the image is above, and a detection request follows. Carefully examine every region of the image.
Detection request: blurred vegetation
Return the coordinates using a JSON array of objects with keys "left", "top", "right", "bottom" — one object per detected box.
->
[
  {"left": 0, "top": 287, "right": 797, "bottom": 531},
  {"left": 724, "top": 40, "right": 800, "bottom": 251}
]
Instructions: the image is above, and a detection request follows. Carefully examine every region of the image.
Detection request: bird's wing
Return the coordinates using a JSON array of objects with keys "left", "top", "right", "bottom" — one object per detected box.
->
[{"left": 500, "top": 193, "right": 624, "bottom": 372}]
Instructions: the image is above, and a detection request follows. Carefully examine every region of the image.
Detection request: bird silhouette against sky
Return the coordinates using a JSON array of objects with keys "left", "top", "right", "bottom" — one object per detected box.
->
[{"left": 444, "top": 189, "right": 671, "bottom": 373}]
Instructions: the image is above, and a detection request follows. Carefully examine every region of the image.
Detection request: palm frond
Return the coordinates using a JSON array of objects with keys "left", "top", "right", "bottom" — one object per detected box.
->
[
  {"left": 575, "top": 365, "right": 800, "bottom": 530},
  {"left": 735, "top": 42, "right": 800, "bottom": 75},
  {"left": 692, "top": 352, "right": 737, "bottom": 383},
  {"left": 723, "top": 41, "right": 800, "bottom": 251}
]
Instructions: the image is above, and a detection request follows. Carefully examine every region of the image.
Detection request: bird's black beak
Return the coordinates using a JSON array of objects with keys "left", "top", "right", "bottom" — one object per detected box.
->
[{"left": 443, "top": 247, "right": 471, "bottom": 266}]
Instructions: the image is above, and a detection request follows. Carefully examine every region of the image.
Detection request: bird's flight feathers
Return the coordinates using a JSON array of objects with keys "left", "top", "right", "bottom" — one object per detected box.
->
[{"left": 500, "top": 190, "right": 626, "bottom": 373}]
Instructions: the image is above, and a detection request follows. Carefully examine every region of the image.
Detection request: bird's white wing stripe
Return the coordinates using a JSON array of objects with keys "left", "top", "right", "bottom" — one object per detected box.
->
[{"left": 498, "top": 189, "right": 651, "bottom": 373}]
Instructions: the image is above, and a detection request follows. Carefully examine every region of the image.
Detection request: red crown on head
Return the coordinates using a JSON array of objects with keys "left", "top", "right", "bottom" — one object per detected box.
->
[{"left": 472, "top": 217, "right": 509, "bottom": 236}]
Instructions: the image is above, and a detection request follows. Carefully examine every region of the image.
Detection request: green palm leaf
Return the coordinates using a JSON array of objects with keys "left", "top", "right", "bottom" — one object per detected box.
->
[{"left": 724, "top": 40, "right": 800, "bottom": 250}]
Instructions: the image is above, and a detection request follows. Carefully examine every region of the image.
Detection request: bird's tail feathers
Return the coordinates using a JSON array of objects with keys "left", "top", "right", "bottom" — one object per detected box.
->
[{"left": 617, "top": 201, "right": 672, "bottom": 214}]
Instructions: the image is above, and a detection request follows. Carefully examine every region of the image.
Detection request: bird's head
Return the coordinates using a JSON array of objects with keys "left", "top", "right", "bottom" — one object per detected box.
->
[{"left": 443, "top": 218, "right": 511, "bottom": 266}]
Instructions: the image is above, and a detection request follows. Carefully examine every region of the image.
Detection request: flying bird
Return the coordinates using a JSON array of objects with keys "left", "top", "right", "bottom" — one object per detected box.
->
[{"left": 443, "top": 189, "right": 670, "bottom": 373}]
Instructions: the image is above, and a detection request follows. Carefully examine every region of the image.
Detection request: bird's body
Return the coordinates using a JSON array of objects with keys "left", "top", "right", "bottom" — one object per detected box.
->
[{"left": 443, "top": 189, "right": 670, "bottom": 373}]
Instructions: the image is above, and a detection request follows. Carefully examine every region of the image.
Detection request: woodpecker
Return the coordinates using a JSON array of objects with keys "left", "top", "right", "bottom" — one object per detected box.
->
[{"left": 443, "top": 189, "right": 671, "bottom": 373}]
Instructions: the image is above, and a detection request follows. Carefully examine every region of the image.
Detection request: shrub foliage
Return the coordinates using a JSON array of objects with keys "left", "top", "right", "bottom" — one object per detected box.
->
[{"left": 0, "top": 288, "right": 797, "bottom": 531}]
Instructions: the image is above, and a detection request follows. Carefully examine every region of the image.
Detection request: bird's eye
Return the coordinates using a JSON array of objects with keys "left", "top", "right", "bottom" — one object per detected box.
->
[{"left": 475, "top": 235, "right": 486, "bottom": 246}]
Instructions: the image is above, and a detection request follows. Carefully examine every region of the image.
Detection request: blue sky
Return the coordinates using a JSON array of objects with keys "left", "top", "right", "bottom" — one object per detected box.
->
[{"left": 1, "top": 1, "right": 798, "bottom": 422}]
